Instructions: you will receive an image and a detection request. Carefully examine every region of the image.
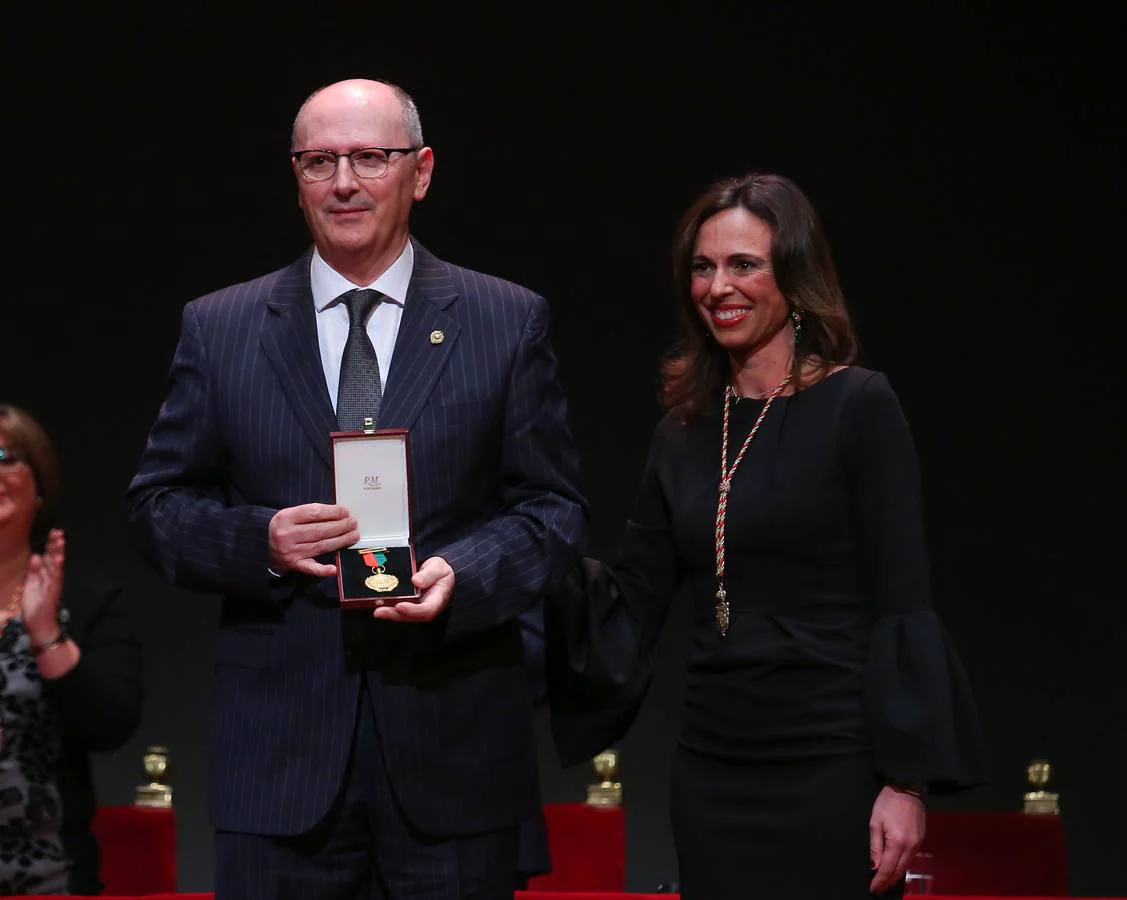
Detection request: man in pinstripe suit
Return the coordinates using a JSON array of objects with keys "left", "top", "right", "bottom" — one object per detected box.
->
[{"left": 127, "top": 79, "right": 587, "bottom": 899}]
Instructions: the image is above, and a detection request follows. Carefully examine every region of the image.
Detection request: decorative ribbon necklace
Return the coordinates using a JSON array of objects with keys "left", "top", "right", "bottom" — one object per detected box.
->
[{"left": 714, "top": 375, "right": 791, "bottom": 636}]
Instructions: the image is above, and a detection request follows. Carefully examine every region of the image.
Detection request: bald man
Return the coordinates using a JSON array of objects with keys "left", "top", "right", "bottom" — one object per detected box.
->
[{"left": 127, "top": 79, "right": 587, "bottom": 899}]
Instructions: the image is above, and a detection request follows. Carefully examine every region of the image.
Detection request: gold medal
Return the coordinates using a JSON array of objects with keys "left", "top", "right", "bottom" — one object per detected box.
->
[
  {"left": 358, "top": 548, "right": 399, "bottom": 594},
  {"left": 365, "top": 572, "right": 400, "bottom": 593}
]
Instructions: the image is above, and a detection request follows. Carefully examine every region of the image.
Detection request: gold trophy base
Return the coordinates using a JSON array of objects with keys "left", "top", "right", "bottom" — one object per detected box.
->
[
  {"left": 586, "top": 782, "right": 622, "bottom": 808},
  {"left": 1024, "top": 790, "right": 1060, "bottom": 815},
  {"left": 135, "top": 783, "right": 173, "bottom": 808}
]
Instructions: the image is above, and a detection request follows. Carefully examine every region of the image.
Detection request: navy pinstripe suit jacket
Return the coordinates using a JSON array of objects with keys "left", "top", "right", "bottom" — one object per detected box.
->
[{"left": 126, "top": 241, "right": 588, "bottom": 837}]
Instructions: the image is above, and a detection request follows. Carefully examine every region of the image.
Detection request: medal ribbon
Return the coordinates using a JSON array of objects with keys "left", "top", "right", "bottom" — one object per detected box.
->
[{"left": 359, "top": 548, "right": 388, "bottom": 571}]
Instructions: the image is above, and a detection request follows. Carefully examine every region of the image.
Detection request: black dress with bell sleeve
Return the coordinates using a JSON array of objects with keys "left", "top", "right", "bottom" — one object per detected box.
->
[{"left": 548, "top": 366, "right": 985, "bottom": 788}]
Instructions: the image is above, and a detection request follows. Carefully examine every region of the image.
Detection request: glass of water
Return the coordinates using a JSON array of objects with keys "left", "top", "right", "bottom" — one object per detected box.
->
[{"left": 904, "top": 851, "right": 934, "bottom": 895}]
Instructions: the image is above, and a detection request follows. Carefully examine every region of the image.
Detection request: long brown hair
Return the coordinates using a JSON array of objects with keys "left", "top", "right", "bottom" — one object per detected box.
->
[
  {"left": 661, "top": 173, "right": 857, "bottom": 421},
  {"left": 0, "top": 404, "right": 61, "bottom": 552}
]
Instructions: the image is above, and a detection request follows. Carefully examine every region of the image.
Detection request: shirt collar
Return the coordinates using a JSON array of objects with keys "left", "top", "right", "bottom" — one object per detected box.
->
[{"left": 310, "top": 240, "right": 415, "bottom": 312}]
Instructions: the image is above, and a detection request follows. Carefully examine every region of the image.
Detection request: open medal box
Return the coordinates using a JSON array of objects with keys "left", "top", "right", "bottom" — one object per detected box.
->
[{"left": 331, "top": 425, "right": 420, "bottom": 608}]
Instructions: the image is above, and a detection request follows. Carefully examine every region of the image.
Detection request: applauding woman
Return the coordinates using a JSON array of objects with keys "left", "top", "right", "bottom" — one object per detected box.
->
[{"left": 1, "top": 404, "right": 143, "bottom": 894}]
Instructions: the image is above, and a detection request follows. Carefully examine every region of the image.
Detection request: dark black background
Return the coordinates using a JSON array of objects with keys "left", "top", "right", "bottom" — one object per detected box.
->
[{"left": 7, "top": 3, "right": 1124, "bottom": 893}]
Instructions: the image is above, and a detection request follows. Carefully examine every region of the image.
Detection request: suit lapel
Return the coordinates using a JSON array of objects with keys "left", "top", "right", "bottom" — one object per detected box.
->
[
  {"left": 261, "top": 253, "right": 337, "bottom": 468},
  {"left": 379, "top": 242, "right": 461, "bottom": 431}
]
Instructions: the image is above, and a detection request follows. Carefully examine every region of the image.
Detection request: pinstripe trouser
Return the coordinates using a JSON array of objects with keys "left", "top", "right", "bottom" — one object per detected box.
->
[{"left": 215, "top": 683, "right": 520, "bottom": 900}]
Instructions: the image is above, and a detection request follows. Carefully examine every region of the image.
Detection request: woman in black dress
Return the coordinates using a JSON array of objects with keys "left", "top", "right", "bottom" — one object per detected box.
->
[{"left": 549, "top": 174, "right": 985, "bottom": 899}]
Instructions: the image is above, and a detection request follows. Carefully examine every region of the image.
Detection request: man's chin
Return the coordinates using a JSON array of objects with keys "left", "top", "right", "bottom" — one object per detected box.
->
[{"left": 320, "top": 230, "right": 374, "bottom": 255}]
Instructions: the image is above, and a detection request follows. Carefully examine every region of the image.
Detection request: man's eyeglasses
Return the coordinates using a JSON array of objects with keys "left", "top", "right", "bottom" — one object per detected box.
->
[
  {"left": 291, "top": 147, "right": 421, "bottom": 182},
  {"left": 0, "top": 447, "right": 24, "bottom": 467}
]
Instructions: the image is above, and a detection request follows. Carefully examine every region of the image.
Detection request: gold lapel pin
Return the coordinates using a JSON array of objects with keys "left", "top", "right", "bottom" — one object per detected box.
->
[{"left": 429, "top": 330, "right": 445, "bottom": 345}]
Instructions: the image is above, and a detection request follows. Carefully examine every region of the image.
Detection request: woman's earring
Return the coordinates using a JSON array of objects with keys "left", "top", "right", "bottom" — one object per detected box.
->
[{"left": 792, "top": 309, "right": 804, "bottom": 345}]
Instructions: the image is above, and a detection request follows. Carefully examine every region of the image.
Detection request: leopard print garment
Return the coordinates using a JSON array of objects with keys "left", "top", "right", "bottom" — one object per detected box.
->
[{"left": 0, "top": 611, "right": 70, "bottom": 894}]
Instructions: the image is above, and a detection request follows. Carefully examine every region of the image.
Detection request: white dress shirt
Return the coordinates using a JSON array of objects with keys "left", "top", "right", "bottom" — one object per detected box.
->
[{"left": 310, "top": 241, "right": 414, "bottom": 411}]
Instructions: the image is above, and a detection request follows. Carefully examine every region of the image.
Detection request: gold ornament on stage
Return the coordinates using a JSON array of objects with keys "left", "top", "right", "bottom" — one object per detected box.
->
[
  {"left": 135, "top": 745, "right": 173, "bottom": 808},
  {"left": 586, "top": 748, "right": 623, "bottom": 807},
  {"left": 1024, "top": 759, "right": 1060, "bottom": 815}
]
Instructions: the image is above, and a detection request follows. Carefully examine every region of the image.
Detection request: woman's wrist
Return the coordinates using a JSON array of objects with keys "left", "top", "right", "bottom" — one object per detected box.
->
[
  {"left": 31, "top": 632, "right": 81, "bottom": 680},
  {"left": 25, "top": 612, "right": 69, "bottom": 653},
  {"left": 30, "top": 629, "right": 68, "bottom": 655}
]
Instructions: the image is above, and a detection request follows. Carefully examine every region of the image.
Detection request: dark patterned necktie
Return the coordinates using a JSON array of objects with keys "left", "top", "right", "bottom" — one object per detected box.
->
[{"left": 336, "top": 289, "right": 384, "bottom": 431}]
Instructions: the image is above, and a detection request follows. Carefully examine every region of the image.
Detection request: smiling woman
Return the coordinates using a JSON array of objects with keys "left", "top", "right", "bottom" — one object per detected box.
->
[
  {"left": 664, "top": 172, "right": 858, "bottom": 420},
  {"left": 548, "top": 172, "right": 986, "bottom": 900},
  {"left": 689, "top": 207, "right": 792, "bottom": 362},
  {"left": 0, "top": 404, "right": 142, "bottom": 895}
]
